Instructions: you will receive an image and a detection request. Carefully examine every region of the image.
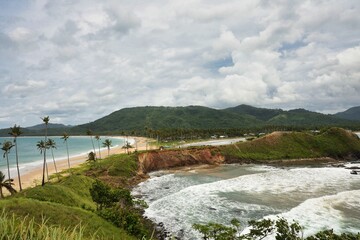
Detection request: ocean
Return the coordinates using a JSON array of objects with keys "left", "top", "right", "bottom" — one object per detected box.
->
[
  {"left": 133, "top": 132, "right": 360, "bottom": 239},
  {"left": 0, "top": 136, "right": 125, "bottom": 178}
]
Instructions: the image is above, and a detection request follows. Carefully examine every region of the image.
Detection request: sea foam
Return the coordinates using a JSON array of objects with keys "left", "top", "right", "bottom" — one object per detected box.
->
[{"left": 135, "top": 165, "right": 360, "bottom": 239}]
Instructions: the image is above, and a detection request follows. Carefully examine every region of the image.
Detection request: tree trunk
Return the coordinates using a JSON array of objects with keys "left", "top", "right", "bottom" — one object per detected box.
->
[
  {"left": 14, "top": 138, "right": 22, "bottom": 191},
  {"left": 90, "top": 136, "right": 96, "bottom": 160},
  {"left": 65, "top": 141, "right": 71, "bottom": 173},
  {"left": 97, "top": 141, "right": 101, "bottom": 159},
  {"left": 41, "top": 150, "right": 46, "bottom": 186},
  {"left": 51, "top": 149, "right": 59, "bottom": 180},
  {"left": 42, "top": 124, "right": 48, "bottom": 186},
  {"left": 5, "top": 154, "right": 10, "bottom": 180}
]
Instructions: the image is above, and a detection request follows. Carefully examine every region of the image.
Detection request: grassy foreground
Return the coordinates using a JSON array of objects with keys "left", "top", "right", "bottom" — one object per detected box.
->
[{"left": 0, "top": 154, "right": 141, "bottom": 240}]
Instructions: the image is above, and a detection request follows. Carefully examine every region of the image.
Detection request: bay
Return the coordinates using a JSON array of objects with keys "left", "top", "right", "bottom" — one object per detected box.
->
[{"left": 0, "top": 136, "right": 124, "bottom": 178}]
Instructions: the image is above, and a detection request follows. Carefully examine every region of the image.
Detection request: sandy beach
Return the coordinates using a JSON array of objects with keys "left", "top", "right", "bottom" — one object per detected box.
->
[{"left": 13, "top": 136, "right": 155, "bottom": 190}]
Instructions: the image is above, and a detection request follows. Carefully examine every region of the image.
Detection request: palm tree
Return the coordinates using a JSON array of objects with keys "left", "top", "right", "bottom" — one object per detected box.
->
[
  {"left": 95, "top": 135, "right": 102, "bottom": 159},
  {"left": 41, "top": 116, "right": 49, "bottom": 186},
  {"left": 9, "top": 124, "right": 22, "bottom": 191},
  {"left": 1, "top": 141, "right": 14, "bottom": 181},
  {"left": 0, "top": 171, "right": 16, "bottom": 198},
  {"left": 102, "top": 139, "right": 112, "bottom": 156},
  {"left": 37, "top": 140, "right": 48, "bottom": 186},
  {"left": 86, "top": 129, "right": 97, "bottom": 160},
  {"left": 121, "top": 131, "right": 127, "bottom": 153},
  {"left": 61, "top": 132, "right": 71, "bottom": 173},
  {"left": 47, "top": 139, "right": 59, "bottom": 180}
]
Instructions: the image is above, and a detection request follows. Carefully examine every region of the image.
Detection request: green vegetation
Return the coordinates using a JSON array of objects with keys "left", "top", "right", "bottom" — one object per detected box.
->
[
  {"left": 1, "top": 105, "right": 360, "bottom": 137},
  {"left": 17, "top": 175, "right": 96, "bottom": 209},
  {"left": 0, "top": 153, "right": 146, "bottom": 239},
  {"left": 9, "top": 124, "right": 23, "bottom": 191},
  {"left": 1, "top": 140, "right": 14, "bottom": 182},
  {"left": 0, "top": 171, "right": 16, "bottom": 198},
  {"left": 0, "top": 210, "right": 97, "bottom": 240},
  {"left": 102, "top": 139, "right": 113, "bottom": 156},
  {"left": 72, "top": 105, "right": 359, "bottom": 135},
  {"left": 90, "top": 180, "right": 149, "bottom": 238},
  {"left": 219, "top": 128, "right": 360, "bottom": 161},
  {"left": 193, "top": 218, "right": 360, "bottom": 240}
]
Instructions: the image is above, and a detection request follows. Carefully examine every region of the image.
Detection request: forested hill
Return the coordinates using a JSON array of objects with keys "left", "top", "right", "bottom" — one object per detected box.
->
[
  {"left": 70, "top": 105, "right": 360, "bottom": 134},
  {"left": 1, "top": 105, "right": 359, "bottom": 136},
  {"left": 335, "top": 106, "right": 360, "bottom": 121},
  {"left": 70, "top": 106, "right": 262, "bottom": 134}
]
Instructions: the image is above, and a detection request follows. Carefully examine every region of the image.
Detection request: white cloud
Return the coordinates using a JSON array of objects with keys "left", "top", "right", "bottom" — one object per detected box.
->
[
  {"left": 8, "top": 27, "right": 34, "bottom": 42},
  {"left": 0, "top": 0, "right": 359, "bottom": 127}
]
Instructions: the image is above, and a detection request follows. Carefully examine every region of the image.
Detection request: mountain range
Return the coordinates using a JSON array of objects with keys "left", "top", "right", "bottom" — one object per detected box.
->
[
  {"left": 1, "top": 105, "right": 359, "bottom": 136},
  {"left": 334, "top": 106, "right": 360, "bottom": 121}
]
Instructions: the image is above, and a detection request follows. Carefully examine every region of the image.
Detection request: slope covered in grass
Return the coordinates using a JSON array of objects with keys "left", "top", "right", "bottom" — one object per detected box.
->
[
  {"left": 0, "top": 210, "right": 95, "bottom": 240},
  {"left": 0, "top": 154, "right": 144, "bottom": 240},
  {"left": 220, "top": 128, "right": 360, "bottom": 161},
  {"left": 0, "top": 198, "right": 134, "bottom": 239},
  {"left": 17, "top": 175, "right": 96, "bottom": 209}
]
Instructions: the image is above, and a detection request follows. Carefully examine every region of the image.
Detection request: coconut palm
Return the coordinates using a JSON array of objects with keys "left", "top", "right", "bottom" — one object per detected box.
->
[
  {"left": 9, "top": 124, "right": 22, "bottom": 191},
  {"left": 37, "top": 140, "right": 48, "bottom": 186},
  {"left": 121, "top": 131, "right": 127, "bottom": 153},
  {"left": 1, "top": 140, "right": 14, "bottom": 181},
  {"left": 41, "top": 116, "right": 50, "bottom": 186},
  {"left": 95, "top": 135, "right": 102, "bottom": 159},
  {"left": 47, "top": 139, "right": 59, "bottom": 180},
  {"left": 0, "top": 171, "right": 16, "bottom": 198},
  {"left": 86, "top": 129, "right": 97, "bottom": 160},
  {"left": 61, "top": 132, "right": 71, "bottom": 172},
  {"left": 102, "top": 139, "right": 112, "bottom": 156}
]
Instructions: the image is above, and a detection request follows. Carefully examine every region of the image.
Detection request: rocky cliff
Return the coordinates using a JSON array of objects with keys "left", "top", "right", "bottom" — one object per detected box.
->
[{"left": 137, "top": 148, "right": 225, "bottom": 174}]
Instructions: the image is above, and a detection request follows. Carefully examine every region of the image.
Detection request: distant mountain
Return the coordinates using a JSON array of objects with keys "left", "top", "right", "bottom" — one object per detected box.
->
[
  {"left": 26, "top": 123, "right": 72, "bottom": 131},
  {"left": 0, "top": 123, "right": 72, "bottom": 137},
  {"left": 224, "top": 104, "right": 283, "bottom": 121},
  {"left": 225, "top": 105, "right": 354, "bottom": 127},
  {"left": 334, "top": 106, "right": 360, "bottom": 121},
  {"left": 266, "top": 108, "right": 351, "bottom": 126}
]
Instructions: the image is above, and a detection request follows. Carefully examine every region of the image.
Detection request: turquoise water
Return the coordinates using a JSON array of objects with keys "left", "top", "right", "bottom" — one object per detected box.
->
[{"left": 0, "top": 136, "right": 125, "bottom": 178}]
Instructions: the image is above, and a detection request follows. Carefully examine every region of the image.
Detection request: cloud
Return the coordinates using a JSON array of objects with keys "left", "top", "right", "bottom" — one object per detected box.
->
[{"left": 0, "top": 0, "right": 359, "bottom": 128}]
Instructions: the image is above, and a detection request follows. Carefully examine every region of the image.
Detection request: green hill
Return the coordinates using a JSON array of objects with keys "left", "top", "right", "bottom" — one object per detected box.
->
[
  {"left": 1, "top": 105, "right": 360, "bottom": 137},
  {"left": 71, "top": 106, "right": 262, "bottom": 134},
  {"left": 335, "top": 106, "right": 360, "bottom": 121},
  {"left": 266, "top": 108, "right": 351, "bottom": 127},
  {"left": 71, "top": 105, "right": 360, "bottom": 134},
  {"left": 220, "top": 127, "right": 360, "bottom": 161},
  {"left": 224, "top": 104, "right": 283, "bottom": 121},
  {"left": 0, "top": 174, "right": 135, "bottom": 239}
]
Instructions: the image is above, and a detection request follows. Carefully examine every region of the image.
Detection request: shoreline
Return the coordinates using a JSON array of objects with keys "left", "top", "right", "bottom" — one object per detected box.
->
[{"left": 13, "top": 136, "right": 154, "bottom": 190}]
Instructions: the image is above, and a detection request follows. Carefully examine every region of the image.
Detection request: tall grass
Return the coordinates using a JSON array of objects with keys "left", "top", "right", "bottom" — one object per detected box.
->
[{"left": 0, "top": 210, "right": 96, "bottom": 240}]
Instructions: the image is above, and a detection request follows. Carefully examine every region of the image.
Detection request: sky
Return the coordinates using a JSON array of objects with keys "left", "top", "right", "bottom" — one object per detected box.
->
[{"left": 0, "top": 0, "right": 359, "bottom": 128}]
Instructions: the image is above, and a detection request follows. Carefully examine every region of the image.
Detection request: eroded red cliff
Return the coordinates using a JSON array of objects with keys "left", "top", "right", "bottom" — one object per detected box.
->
[{"left": 137, "top": 148, "right": 225, "bottom": 174}]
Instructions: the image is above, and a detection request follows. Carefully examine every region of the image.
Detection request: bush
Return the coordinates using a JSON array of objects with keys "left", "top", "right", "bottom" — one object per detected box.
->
[{"left": 193, "top": 218, "right": 360, "bottom": 240}]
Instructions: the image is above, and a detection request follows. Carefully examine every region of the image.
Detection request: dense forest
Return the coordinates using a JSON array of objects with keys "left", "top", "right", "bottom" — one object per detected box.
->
[{"left": 1, "top": 105, "right": 360, "bottom": 138}]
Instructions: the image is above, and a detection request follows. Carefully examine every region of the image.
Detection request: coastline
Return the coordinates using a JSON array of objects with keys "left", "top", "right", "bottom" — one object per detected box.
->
[{"left": 13, "top": 136, "right": 154, "bottom": 190}]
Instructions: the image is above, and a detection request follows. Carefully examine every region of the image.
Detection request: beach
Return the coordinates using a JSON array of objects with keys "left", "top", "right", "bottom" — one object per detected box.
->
[{"left": 13, "top": 136, "right": 154, "bottom": 190}]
